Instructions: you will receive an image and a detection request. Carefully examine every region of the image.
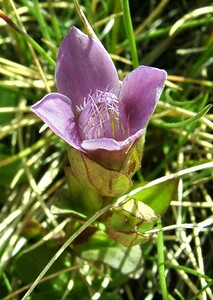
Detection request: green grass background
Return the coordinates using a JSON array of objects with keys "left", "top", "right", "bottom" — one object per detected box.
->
[{"left": 0, "top": 1, "right": 212, "bottom": 299}]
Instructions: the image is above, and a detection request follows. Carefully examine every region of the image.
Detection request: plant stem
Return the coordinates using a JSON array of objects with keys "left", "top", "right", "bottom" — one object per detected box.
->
[{"left": 157, "top": 218, "right": 169, "bottom": 300}]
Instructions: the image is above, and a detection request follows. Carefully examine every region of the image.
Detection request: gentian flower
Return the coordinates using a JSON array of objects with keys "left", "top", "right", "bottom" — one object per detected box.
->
[{"left": 31, "top": 27, "right": 167, "bottom": 197}]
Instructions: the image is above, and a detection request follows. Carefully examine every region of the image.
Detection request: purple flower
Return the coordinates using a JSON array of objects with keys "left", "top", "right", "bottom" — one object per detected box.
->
[{"left": 31, "top": 27, "right": 166, "bottom": 170}]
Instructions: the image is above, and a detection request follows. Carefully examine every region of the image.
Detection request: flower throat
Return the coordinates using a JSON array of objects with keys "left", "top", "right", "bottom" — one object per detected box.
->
[{"left": 77, "top": 90, "right": 127, "bottom": 141}]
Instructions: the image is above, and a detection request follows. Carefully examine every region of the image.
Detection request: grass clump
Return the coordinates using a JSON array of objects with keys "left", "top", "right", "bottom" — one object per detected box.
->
[{"left": 0, "top": 1, "right": 212, "bottom": 299}]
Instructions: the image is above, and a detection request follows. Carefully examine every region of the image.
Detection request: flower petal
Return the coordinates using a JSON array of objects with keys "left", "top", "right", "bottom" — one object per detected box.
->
[
  {"left": 120, "top": 66, "right": 167, "bottom": 134},
  {"left": 31, "top": 93, "right": 82, "bottom": 150},
  {"left": 82, "top": 128, "right": 145, "bottom": 151},
  {"left": 56, "top": 27, "right": 120, "bottom": 107}
]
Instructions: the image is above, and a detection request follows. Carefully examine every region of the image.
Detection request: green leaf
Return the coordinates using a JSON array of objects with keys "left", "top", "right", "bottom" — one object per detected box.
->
[
  {"left": 0, "top": 159, "right": 23, "bottom": 187},
  {"left": 100, "top": 292, "right": 123, "bottom": 300},
  {"left": 81, "top": 242, "right": 143, "bottom": 279},
  {"left": 132, "top": 179, "right": 178, "bottom": 215},
  {"left": 14, "top": 244, "right": 68, "bottom": 289},
  {"left": 27, "top": 289, "right": 64, "bottom": 300},
  {"left": 0, "top": 89, "right": 17, "bottom": 124}
]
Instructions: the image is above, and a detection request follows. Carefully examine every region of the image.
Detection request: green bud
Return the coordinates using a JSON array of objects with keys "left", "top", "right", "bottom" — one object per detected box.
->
[{"left": 108, "top": 198, "right": 159, "bottom": 246}]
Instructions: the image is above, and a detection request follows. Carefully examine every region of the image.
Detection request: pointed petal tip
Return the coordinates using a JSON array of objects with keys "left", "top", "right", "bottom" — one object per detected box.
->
[
  {"left": 55, "top": 26, "right": 120, "bottom": 106},
  {"left": 120, "top": 65, "right": 167, "bottom": 134},
  {"left": 137, "top": 65, "right": 167, "bottom": 84}
]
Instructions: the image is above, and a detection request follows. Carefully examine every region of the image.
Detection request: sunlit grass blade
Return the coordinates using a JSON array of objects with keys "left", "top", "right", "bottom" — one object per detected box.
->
[
  {"left": 0, "top": 9, "right": 56, "bottom": 67},
  {"left": 121, "top": 0, "right": 139, "bottom": 68}
]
